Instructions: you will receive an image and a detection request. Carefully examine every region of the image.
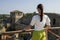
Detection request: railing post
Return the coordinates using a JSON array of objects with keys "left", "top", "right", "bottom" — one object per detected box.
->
[{"left": 1, "top": 35, "right": 6, "bottom": 40}]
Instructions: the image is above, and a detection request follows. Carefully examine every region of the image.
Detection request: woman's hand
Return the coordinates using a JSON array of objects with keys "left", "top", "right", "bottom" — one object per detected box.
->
[
  {"left": 23, "top": 25, "right": 32, "bottom": 31},
  {"left": 45, "top": 25, "right": 51, "bottom": 31}
]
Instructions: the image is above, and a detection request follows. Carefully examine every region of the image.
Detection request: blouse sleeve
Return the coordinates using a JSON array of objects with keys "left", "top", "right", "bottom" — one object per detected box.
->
[
  {"left": 46, "top": 16, "right": 51, "bottom": 26},
  {"left": 30, "top": 16, "right": 36, "bottom": 26}
]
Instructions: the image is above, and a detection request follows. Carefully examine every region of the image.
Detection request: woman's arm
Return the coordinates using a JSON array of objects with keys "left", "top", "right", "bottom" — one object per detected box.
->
[
  {"left": 45, "top": 25, "right": 51, "bottom": 30},
  {"left": 45, "top": 15, "right": 51, "bottom": 30},
  {"left": 25, "top": 25, "right": 32, "bottom": 30}
]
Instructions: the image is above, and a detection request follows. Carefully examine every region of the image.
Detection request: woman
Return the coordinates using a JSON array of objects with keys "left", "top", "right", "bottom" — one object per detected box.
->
[{"left": 25, "top": 4, "right": 51, "bottom": 40}]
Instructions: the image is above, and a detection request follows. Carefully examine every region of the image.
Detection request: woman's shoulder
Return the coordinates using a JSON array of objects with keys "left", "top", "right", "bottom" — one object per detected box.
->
[
  {"left": 32, "top": 15, "right": 38, "bottom": 19},
  {"left": 44, "top": 14, "right": 49, "bottom": 18},
  {"left": 33, "top": 15, "right": 39, "bottom": 18}
]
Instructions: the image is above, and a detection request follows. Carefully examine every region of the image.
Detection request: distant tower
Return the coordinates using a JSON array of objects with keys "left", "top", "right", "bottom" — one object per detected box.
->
[{"left": 10, "top": 10, "right": 23, "bottom": 27}]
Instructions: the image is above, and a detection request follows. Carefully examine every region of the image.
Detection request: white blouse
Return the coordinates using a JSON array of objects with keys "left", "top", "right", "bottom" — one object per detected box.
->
[{"left": 30, "top": 14, "right": 51, "bottom": 31}]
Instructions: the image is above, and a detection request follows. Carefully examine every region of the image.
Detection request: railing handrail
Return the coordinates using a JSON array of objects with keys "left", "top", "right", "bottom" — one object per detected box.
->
[
  {"left": 0, "top": 27, "right": 60, "bottom": 40},
  {"left": 0, "top": 27, "right": 60, "bottom": 34}
]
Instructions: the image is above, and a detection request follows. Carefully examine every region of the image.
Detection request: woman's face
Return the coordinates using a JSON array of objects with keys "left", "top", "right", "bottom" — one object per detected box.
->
[{"left": 37, "top": 8, "right": 41, "bottom": 15}]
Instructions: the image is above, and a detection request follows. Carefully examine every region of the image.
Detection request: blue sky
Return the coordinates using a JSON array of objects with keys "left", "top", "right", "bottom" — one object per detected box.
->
[{"left": 0, "top": 0, "right": 60, "bottom": 14}]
